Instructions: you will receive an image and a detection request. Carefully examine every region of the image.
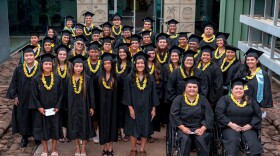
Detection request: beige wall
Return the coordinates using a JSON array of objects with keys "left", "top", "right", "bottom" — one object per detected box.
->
[
  {"left": 164, "top": 0, "right": 196, "bottom": 33},
  {"left": 76, "top": 0, "right": 108, "bottom": 26}
]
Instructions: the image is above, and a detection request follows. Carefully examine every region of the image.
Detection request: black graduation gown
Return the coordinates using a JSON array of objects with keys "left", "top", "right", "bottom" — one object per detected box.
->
[
  {"left": 166, "top": 68, "right": 208, "bottom": 103},
  {"left": 122, "top": 74, "right": 160, "bottom": 138},
  {"left": 168, "top": 36, "right": 178, "bottom": 48},
  {"left": 198, "top": 62, "right": 223, "bottom": 105},
  {"left": 212, "top": 48, "right": 226, "bottom": 63},
  {"left": 97, "top": 74, "right": 118, "bottom": 145},
  {"left": 156, "top": 52, "right": 170, "bottom": 67},
  {"left": 215, "top": 96, "right": 263, "bottom": 155},
  {"left": 199, "top": 39, "right": 217, "bottom": 49},
  {"left": 29, "top": 74, "right": 63, "bottom": 141},
  {"left": 162, "top": 64, "right": 173, "bottom": 123},
  {"left": 112, "top": 26, "right": 122, "bottom": 42},
  {"left": 137, "top": 31, "right": 157, "bottom": 44},
  {"left": 169, "top": 95, "right": 214, "bottom": 155},
  {"left": 6, "top": 64, "right": 39, "bottom": 136},
  {"left": 83, "top": 26, "right": 94, "bottom": 42},
  {"left": 116, "top": 62, "right": 132, "bottom": 128},
  {"left": 65, "top": 75, "right": 95, "bottom": 140}
]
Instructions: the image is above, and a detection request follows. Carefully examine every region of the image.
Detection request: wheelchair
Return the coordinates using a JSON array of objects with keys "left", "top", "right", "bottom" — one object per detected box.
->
[{"left": 166, "top": 123, "right": 181, "bottom": 156}]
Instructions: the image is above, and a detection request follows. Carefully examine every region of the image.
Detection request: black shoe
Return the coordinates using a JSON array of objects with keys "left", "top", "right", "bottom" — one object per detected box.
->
[
  {"left": 20, "top": 138, "right": 28, "bottom": 148},
  {"left": 34, "top": 140, "right": 41, "bottom": 145}
]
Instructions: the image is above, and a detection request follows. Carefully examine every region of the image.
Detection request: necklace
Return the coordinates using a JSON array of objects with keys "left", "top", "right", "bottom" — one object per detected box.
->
[
  {"left": 197, "top": 61, "right": 211, "bottom": 71},
  {"left": 42, "top": 72, "right": 54, "bottom": 90},
  {"left": 101, "top": 50, "right": 113, "bottom": 54},
  {"left": 220, "top": 57, "right": 236, "bottom": 72},
  {"left": 180, "top": 66, "right": 193, "bottom": 78},
  {"left": 23, "top": 61, "right": 38, "bottom": 78},
  {"left": 149, "top": 63, "right": 155, "bottom": 75},
  {"left": 214, "top": 47, "right": 225, "bottom": 59},
  {"left": 184, "top": 93, "right": 199, "bottom": 106},
  {"left": 84, "top": 23, "right": 94, "bottom": 36},
  {"left": 202, "top": 34, "right": 215, "bottom": 43},
  {"left": 246, "top": 67, "right": 261, "bottom": 80},
  {"left": 116, "top": 62, "right": 127, "bottom": 74},
  {"left": 88, "top": 59, "right": 100, "bottom": 73},
  {"left": 169, "top": 63, "right": 173, "bottom": 72},
  {"left": 57, "top": 64, "right": 67, "bottom": 78},
  {"left": 136, "top": 74, "right": 147, "bottom": 91},
  {"left": 194, "top": 50, "right": 200, "bottom": 58},
  {"left": 179, "top": 44, "right": 188, "bottom": 51},
  {"left": 168, "top": 32, "right": 178, "bottom": 39},
  {"left": 231, "top": 94, "right": 247, "bottom": 107},
  {"left": 156, "top": 52, "right": 168, "bottom": 64},
  {"left": 72, "top": 75, "right": 83, "bottom": 94},
  {"left": 64, "top": 27, "right": 75, "bottom": 36},
  {"left": 102, "top": 77, "right": 112, "bottom": 89},
  {"left": 33, "top": 44, "right": 41, "bottom": 58},
  {"left": 112, "top": 25, "right": 123, "bottom": 36}
]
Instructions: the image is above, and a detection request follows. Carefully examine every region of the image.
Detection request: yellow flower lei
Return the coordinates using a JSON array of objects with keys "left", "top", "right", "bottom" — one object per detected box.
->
[
  {"left": 184, "top": 93, "right": 199, "bottom": 106},
  {"left": 246, "top": 67, "right": 261, "bottom": 80},
  {"left": 156, "top": 52, "right": 168, "bottom": 64},
  {"left": 141, "top": 28, "right": 152, "bottom": 36},
  {"left": 194, "top": 50, "right": 200, "bottom": 58},
  {"left": 136, "top": 74, "right": 147, "bottom": 91},
  {"left": 57, "top": 64, "right": 67, "bottom": 78},
  {"left": 23, "top": 61, "right": 38, "bottom": 78},
  {"left": 179, "top": 44, "right": 188, "bottom": 51},
  {"left": 169, "top": 64, "right": 173, "bottom": 72},
  {"left": 102, "top": 77, "right": 112, "bottom": 89},
  {"left": 180, "top": 66, "right": 194, "bottom": 78},
  {"left": 101, "top": 50, "right": 113, "bottom": 54},
  {"left": 84, "top": 23, "right": 94, "bottom": 36},
  {"left": 116, "top": 63, "right": 127, "bottom": 74},
  {"left": 112, "top": 25, "right": 123, "bottom": 36},
  {"left": 33, "top": 44, "right": 41, "bottom": 58},
  {"left": 41, "top": 72, "right": 54, "bottom": 90},
  {"left": 197, "top": 61, "right": 211, "bottom": 71},
  {"left": 72, "top": 75, "right": 83, "bottom": 94},
  {"left": 231, "top": 94, "right": 247, "bottom": 107},
  {"left": 64, "top": 27, "right": 75, "bottom": 36},
  {"left": 220, "top": 57, "right": 236, "bottom": 72},
  {"left": 202, "top": 34, "right": 215, "bottom": 43},
  {"left": 244, "top": 85, "right": 249, "bottom": 91},
  {"left": 214, "top": 47, "right": 226, "bottom": 59},
  {"left": 149, "top": 63, "right": 155, "bottom": 75},
  {"left": 167, "top": 32, "right": 178, "bottom": 39},
  {"left": 87, "top": 59, "right": 100, "bottom": 73}
]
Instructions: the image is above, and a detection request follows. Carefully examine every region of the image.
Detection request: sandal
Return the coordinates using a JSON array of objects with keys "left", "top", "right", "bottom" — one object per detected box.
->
[
  {"left": 41, "top": 152, "right": 48, "bottom": 156},
  {"left": 74, "top": 145, "right": 80, "bottom": 156},
  {"left": 107, "top": 150, "right": 113, "bottom": 156},
  {"left": 118, "top": 132, "right": 122, "bottom": 141},
  {"left": 140, "top": 151, "right": 147, "bottom": 156},
  {"left": 136, "top": 138, "right": 141, "bottom": 145},
  {"left": 122, "top": 135, "right": 129, "bottom": 142},
  {"left": 130, "top": 150, "right": 137, "bottom": 156},
  {"left": 51, "top": 151, "right": 59, "bottom": 156},
  {"left": 59, "top": 138, "right": 65, "bottom": 143},
  {"left": 80, "top": 145, "right": 87, "bottom": 156},
  {"left": 148, "top": 137, "right": 154, "bottom": 143},
  {"left": 65, "top": 137, "right": 71, "bottom": 142},
  {"left": 102, "top": 150, "right": 108, "bottom": 156}
]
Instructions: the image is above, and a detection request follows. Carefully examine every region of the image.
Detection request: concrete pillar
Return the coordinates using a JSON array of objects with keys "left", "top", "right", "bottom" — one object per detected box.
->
[{"left": 0, "top": 0, "right": 10, "bottom": 63}]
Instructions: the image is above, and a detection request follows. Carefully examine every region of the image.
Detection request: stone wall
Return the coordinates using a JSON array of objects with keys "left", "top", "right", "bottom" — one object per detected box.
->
[
  {"left": 164, "top": 0, "right": 196, "bottom": 33},
  {"left": 76, "top": 0, "right": 108, "bottom": 26}
]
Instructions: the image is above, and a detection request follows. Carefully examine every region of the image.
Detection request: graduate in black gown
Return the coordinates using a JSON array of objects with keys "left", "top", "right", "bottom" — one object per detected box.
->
[
  {"left": 200, "top": 22, "right": 216, "bottom": 48},
  {"left": 129, "top": 34, "right": 142, "bottom": 57},
  {"left": 217, "top": 45, "right": 242, "bottom": 95},
  {"left": 235, "top": 48, "right": 273, "bottom": 113},
  {"left": 140, "top": 30, "right": 152, "bottom": 46},
  {"left": 60, "top": 30, "right": 73, "bottom": 49},
  {"left": 101, "top": 36, "right": 115, "bottom": 54},
  {"left": 177, "top": 32, "right": 190, "bottom": 51},
  {"left": 170, "top": 76, "right": 214, "bottom": 156},
  {"left": 97, "top": 53, "right": 118, "bottom": 156},
  {"left": 67, "top": 55, "right": 95, "bottom": 156},
  {"left": 91, "top": 27, "right": 102, "bottom": 44},
  {"left": 166, "top": 19, "right": 179, "bottom": 48},
  {"left": 42, "top": 37, "right": 55, "bottom": 54},
  {"left": 29, "top": 53, "right": 63, "bottom": 156},
  {"left": 111, "top": 13, "right": 123, "bottom": 42},
  {"left": 69, "top": 35, "right": 88, "bottom": 58},
  {"left": 155, "top": 33, "right": 170, "bottom": 66},
  {"left": 82, "top": 11, "right": 95, "bottom": 42},
  {"left": 122, "top": 52, "right": 159, "bottom": 156},
  {"left": 114, "top": 25, "right": 134, "bottom": 52},
  {"left": 63, "top": 15, "right": 75, "bottom": 37},
  {"left": 166, "top": 50, "right": 208, "bottom": 104},
  {"left": 212, "top": 32, "right": 229, "bottom": 63},
  {"left": 197, "top": 45, "right": 223, "bottom": 107},
  {"left": 187, "top": 34, "right": 203, "bottom": 63},
  {"left": 115, "top": 43, "right": 132, "bottom": 142},
  {"left": 74, "top": 23, "right": 85, "bottom": 36},
  {"left": 215, "top": 78, "right": 263, "bottom": 155},
  {"left": 45, "top": 26, "right": 59, "bottom": 49},
  {"left": 6, "top": 45, "right": 40, "bottom": 147},
  {"left": 139, "top": 17, "right": 157, "bottom": 44}
]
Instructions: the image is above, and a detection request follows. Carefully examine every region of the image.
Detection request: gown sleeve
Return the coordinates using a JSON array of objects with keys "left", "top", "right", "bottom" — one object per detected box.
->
[
  {"left": 215, "top": 96, "right": 231, "bottom": 128},
  {"left": 6, "top": 67, "right": 19, "bottom": 99},
  {"left": 88, "top": 77, "right": 95, "bottom": 109},
  {"left": 169, "top": 95, "right": 183, "bottom": 128},
  {"left": 250, "top": 99, "right": 262, "bottom": 130},
  {"left": 29, "top": 77, "right": 42, "bottom": 109},
  {"left": 166, "top": 70, "right": 177, "bottom": 103},
  {"left": 261, "top": 73, "right": 273, "bottom": 108},
  {"left": 201, "top": 97, "right": 214, "bottom": 130},
  {"left": 197, "top": 69, "right": 208, "bottom": 96},
  {"left": 122, "top": 76, "right": 132, "bottom": 106},
  {"left": 212, "top": 66, "right": 223, "bottom": 103},
  {"left": 151, "top": 80, "right": 160, "bottom": 107},
  {"left": 55, "top": 76, "right": 63, "bottom": 109}
]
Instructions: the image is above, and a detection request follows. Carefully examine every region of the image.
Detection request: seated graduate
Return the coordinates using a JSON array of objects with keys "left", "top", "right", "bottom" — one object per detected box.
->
[
  {"left": 215, "top": 78, "right": 263, "bottom": 156},
  {"left": 169, "top": 76, "right": 214, "bottom": 156}
]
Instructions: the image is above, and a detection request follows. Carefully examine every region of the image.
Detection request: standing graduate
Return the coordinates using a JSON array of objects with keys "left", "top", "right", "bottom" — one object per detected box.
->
[
  {"left": 42, "top": 37, "right": 55, "bottom": 54},
  {"left": 100, "top": 22, "right": 114, "bottom": 38},
  {"left": 63, "top": 16, "right": 75, "bottom": 37},
  {"left": 67, "top": 55, "right": 95, "bottom": 156},
  {"left": 155, "top": 33, "right": 170, "bottom": 66},
  {"left": 97, "top": 53, "right": 118, "bottom": 156},
  {"left": 129, "top": 34, "right": 142, "bottom": 57},
  {"left": 197, "top": 45, "right": 223, "bottom": 107},
  {"left": 115, "top": 43, "right": 132, "bottom": 142},
  {"left": 101, "top": 36, "right": 115, "bottom": 54},
  {"left": 200, "top": 22, "right": 216, "bottom": 48},
  {"left": 91, "top": 27, "right": 102, "bottom": 44},
  {"left": 60, "top": 30, "right": 73, "bottom": 49},
  {"left": 82, "top": 11, "right": 95, "bottom": 42},
  {"left": 212, "top": 32, "right": 229, "bottom": 63},
  {"left": 19, "top": 32, "right": 41, "bottom": 64},
  {"left": 69, "top": 35, "right": 88, "bottom": 58},
  {"left": 140, "top": 30, "right": 152, "bottom": 46},
  {"left": 187, "top": 34, "right": 203, "bottom": 63},
  {"left": 122, "top": 52, "right": 159, "bottom": 156},
  {"left": 74, "top": 23, "right": 85, "bottom": 36},
  {"left": 45, "top": 27, "right": 59, "bottom": 49},
  {"left": 177, "top": 32, "right": 190, "bottom": 51},
  {"left": 217, "top": 45, "right": 241, "bottom": 95},
  {"left": 166, "top": 19, "right": 179, "bottom": 48},
  {"left": 111, "top": 13, "right": 123, "bottom": 42},
  {"left": 121, "top": 25, "right": 133, "bottom": 44},
  {"left": 139, "top": 17, "right": 157, "bottom": 44},
  {"left": 6, "top": 45, "right": 40, "bottom": 148},
  {"left": 29, "top": 53, "right": 63, "bottom": 156}
]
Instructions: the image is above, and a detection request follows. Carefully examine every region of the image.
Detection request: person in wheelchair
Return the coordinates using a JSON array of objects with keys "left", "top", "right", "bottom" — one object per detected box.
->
[
  {"left": 215, "top": 77, "right": 263, "bottom": 156},
  {"left": 170, "top": 76, "right": 214, "bottom": 156}
]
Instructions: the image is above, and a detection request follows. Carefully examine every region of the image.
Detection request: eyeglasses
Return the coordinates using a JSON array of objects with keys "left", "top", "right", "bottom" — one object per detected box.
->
[{"left": 76, "top": 42, "right": 84, "bottom": 46}]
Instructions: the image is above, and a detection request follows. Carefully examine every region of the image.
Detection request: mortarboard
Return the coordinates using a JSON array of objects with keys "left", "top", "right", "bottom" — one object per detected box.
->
[{"left": 68, "top": 54, "right": 87, "bottom": 64}]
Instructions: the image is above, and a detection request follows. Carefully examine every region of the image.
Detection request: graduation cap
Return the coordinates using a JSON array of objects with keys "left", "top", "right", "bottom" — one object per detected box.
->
[
  {"left": 100, "top": 22, "right": 113, "bottom": 28},
  {"left": 100, "top": 53, "right": 116, "bottom": 62},
  {"left": 143, "top": 43, "right": 156, "bottom": 53},
  {"left": 225, "top": 45, "right": 240, "bottom": 52},
  {"left": 69, "top": 54, "right": 87, "bottom": 64},
  {"left": 166, "top": 19, "right": 179, "bottom": 25},
  {"left": 140, "top": 30, "right": 151, "bottom": 37},
  {"left": 244, "top": 48, "right": 264, "bottom": 59},
  {"left": 60, "top": 30, "right": 72, "bottom": 37},
  {"left": 131, "top": 34, "right": 142, "bottom": 42},
  {"left": 142, "top": 17, "right": 155, "bottom": 23},
  {"left": 43, "top": 37, "right": 54, "bottom": 43},
  {"left": 183, "top": 49, "right": 197, "bottom": 60},
  {"left": 29, "top": 31, "right": 41, "bottom": 37},
  {"left": 87, "top": 41, "right": 101, "bottom": 50},
  {"left": 133, "top": 51, "right": 150, "bottom": 62},
  {"left": 111, "top": 13, "right": 123, "bottom": 20},
  {"left": 203, "top": 21, "right": 215, "bottom": 29},
  {"left": 82, "top": 11, "right": 94, "bottom": 17},
  {"left": 188, "top": 34, "right": 203, "bottom": 43},
  {"left": 178, "top": 32, "right": 190, "bottom": 39},
  {"left": 201, "top": 45, "right": 215, "bottom": 54},
  {"left": 228, "top": 77, "right": 248, "bottom": 88},
  {"left": 102, "top": 36, "right": 115, "bottom": 43},
  {"left": 216, "top": 32, "right": 230, "bottom": 40},
  {"left": 20, "top": 45, "right": 36, "bottom": 54},
  {"left": 182, "top": 76, "right": 201, "bottom": 85},
  {"left": 39, "top": 53, "right": 56, "bottom": 63},
  {"left": 156, "top": 33, "right": 170, "bottom": 41},
  {"left": 65, "top": 16, "right": 74, "bottom": 22},
  {"left": 55, "top": 44, "right": 71, "bottom": 54},
  {"left": 117, "top": 43, "right": 131, "bottom": 50},
  {"left": 122, "top": 25, "right": 134, "bottom": 32},
  {"left": 91, "top": 27, "right": 102, "bottom": 34},
  {"left": 75, "top": 23, "right": 85, "bottom": 29},
  {"left": 169, "top": 45, "right": 184, "bottom": 55},
  {"left": 75, "top": 35, "right": 88, "bottom": 43}
]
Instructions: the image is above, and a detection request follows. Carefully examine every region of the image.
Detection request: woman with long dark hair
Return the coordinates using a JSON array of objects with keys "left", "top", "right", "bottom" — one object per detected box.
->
[
  {"left": 212, "top": 32, "right": 229, "bottom": 63},
  {"left": 60, "top": 30, "right": 73, "bottom": 49},
  {"left": 155, "top": 33, "right": 170, "bottom": 66},
  {"left": 45, "top": 27, "right": 59, "bottom": 49}
]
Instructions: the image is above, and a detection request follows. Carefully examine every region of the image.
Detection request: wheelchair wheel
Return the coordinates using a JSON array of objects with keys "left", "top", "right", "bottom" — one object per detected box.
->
[
  {"left": 211, "top": 122, "right": 225, "bottom": 156},
  {"left": 166, "top": 124, "right": 181, "bottom": 156}
]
